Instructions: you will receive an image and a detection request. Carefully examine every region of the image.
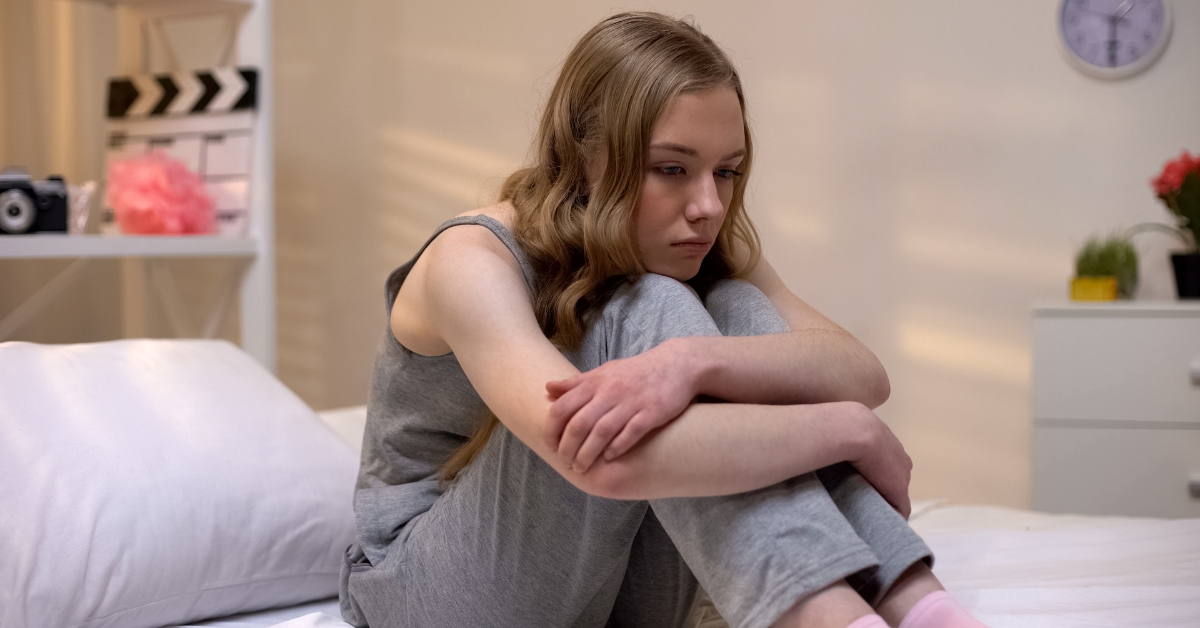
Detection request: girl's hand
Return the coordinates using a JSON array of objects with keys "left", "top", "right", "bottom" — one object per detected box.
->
[
  {"left": 844, "top": 403, "right": 913, "bottom": 519},
  {"left": 545, "top": 339, "right": 699, "bottom": 473}
]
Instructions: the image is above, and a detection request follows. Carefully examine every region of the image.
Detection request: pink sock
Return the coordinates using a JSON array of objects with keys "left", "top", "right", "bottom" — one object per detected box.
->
[
  {"left": 846, "top": 615, "right": 889, "bottom": 628},
  {"left": 898, "top": 591, "right": 988, "bottom": 628}
]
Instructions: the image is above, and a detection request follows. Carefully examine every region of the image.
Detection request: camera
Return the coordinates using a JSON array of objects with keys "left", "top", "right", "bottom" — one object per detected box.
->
[{"left": 0, "top": 167, "right": 68, "bottom": 235}]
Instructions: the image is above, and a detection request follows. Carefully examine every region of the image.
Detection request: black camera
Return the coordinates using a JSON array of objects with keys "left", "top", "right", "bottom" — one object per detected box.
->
[{"left": 0, "top": 167, "right": 68, "bottom": 235}]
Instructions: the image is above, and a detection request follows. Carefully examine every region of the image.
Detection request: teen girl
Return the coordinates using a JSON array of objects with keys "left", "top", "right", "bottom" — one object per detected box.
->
[{"left": 340, "top": 12, "right": 988, "bottom": 628}]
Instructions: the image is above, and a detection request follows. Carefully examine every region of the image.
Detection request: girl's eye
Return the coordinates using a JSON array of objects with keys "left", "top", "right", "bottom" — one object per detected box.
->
[
  {"left": 657, "top": 166, "right": 684, "bottom": 176},
  {"left": 716, "top": 168, "right": 744, "bottom": 180}
]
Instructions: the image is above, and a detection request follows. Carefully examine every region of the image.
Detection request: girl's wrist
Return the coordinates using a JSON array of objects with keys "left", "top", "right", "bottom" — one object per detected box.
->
[
  {"left": 669, "top": 336, "right": 718, "bottom": 399},
  {"left": 832, "top": 401, "right": 876, "bottom": 462}
]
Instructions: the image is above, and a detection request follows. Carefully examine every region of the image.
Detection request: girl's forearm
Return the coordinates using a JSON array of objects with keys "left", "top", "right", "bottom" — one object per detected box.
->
[
  {"left": 677, "top": 331, "right": 890, "bottom": 409},
  {"left": 577, "top": 400, "right": 874, "bottom": 501}
]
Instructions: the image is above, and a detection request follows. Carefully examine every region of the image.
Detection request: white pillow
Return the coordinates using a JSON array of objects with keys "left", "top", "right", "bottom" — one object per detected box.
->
[{"left": 0, "top": 339, "right": 359, "bottom": 628}]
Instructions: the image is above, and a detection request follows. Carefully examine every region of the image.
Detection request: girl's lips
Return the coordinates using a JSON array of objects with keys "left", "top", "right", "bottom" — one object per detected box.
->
[{"left": 671, "top": 240, "right": 712, "bottom": 255}]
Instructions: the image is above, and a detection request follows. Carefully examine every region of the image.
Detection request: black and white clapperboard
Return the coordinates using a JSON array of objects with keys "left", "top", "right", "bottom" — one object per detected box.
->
[{"left": 104, "top": 67, "right": 258, "bottom": 236}]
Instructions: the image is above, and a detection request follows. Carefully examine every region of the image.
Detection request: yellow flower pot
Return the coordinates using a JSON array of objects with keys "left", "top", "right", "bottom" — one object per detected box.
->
[{"left": 1070, "top": 276, "right": 1119, "bottom": 301}]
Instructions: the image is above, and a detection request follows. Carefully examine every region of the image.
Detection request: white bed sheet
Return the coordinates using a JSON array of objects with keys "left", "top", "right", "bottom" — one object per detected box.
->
[
  {"left": 174, "top": 599, "right": 343, "bottom": 628},
  {"left": 180, "top": 408, "right": 1200, "bottom": 628},
  {"left": 908, "top": 501, "right": 1200, "bottom": 628}
]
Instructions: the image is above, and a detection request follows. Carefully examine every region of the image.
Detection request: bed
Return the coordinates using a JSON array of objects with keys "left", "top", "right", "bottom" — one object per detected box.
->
[
  {"left": 3, "top": 340, "right": 1197, "bottom": 628},
  {"left": 178, "top": 499, "right": 1200, "bottom": 628}
]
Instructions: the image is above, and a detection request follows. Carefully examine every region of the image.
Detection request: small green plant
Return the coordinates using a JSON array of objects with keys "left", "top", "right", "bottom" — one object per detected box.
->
[{"left": 1075, "top": 234, "right": 1139, "bottom": 299}]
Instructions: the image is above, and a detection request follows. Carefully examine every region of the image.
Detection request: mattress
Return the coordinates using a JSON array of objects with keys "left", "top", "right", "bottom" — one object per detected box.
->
[{"left": 180, "top": 408, "right": 1200, "bottom": 628}]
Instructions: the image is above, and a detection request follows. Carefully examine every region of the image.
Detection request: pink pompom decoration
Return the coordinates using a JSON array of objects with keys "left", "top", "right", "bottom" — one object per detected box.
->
[{"left": 106, "top": 152, "right": 215, "bottom": 234}]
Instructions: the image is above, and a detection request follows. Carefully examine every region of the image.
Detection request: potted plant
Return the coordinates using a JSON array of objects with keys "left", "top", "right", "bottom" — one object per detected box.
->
[
  {"left": 1150, "top": 150, "right": 1200, "bottom": 298},
  {"left": 1072, "top": 234, "right": 1138, "bottom": 301}
]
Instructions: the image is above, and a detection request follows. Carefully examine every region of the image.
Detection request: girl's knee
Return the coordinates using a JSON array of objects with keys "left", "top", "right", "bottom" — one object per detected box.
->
[
  {"left": 703, "top": 278, "right": 790, "bottom": 337},
  {"left": 590, "top": 274, "right": 720, "bottom": 359},
  {"left": 629, "top": 272, "right": 703, "bottom": 304}
]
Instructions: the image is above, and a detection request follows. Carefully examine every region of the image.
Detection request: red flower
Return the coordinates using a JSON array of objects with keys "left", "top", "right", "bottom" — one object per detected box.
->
[{"left": 1152, "top": 150, "right": 1200, "bottom": 197}]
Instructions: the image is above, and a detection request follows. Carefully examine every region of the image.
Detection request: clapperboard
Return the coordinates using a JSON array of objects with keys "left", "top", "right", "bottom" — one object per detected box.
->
[{"left": 104, "top": 67, "right": 258, "bottom": 236}]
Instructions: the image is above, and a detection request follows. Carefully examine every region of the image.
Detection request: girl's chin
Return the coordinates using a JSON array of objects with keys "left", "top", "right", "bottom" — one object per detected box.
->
[{"left": 645, "top": 263, "right": 701, "bottom": 282}]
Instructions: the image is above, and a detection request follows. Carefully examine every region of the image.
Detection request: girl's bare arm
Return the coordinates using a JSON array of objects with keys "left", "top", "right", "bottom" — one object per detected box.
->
[
  {"left": 726, "top": 257, "right": 890, "bottom": 406},
  {"left": 546, "top": 257, "right": 890, "bottom": 470},
  {"left": 413, "top": 227, "right": 911, "bottom": 513}
]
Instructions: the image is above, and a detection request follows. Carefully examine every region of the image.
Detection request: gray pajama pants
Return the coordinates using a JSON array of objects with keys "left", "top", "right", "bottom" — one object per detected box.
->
[{"left": 343, "top": 274, "right": 931, "bottom": 628}]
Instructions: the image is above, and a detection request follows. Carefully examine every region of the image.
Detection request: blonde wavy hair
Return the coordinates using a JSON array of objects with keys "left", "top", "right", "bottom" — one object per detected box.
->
[{"left": 442, "top": 11, "right": 761, "bottom": 482}]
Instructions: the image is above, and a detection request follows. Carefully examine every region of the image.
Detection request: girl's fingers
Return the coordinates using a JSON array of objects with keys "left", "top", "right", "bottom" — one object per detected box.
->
[
  {"left": 571, "top": 408, "right": 631, "bottom": 472},
  {"left": 556, "top": 398, "right": 613, "bottom": 466},
  {"left": 545, "top": 374, "right": 582, "bottom": 397},
  {"left": 602, "top": 411, "right": 653, "bottom": 461},
  {"left": 543, "top": 384, "right": 594, "bottom": 450}
]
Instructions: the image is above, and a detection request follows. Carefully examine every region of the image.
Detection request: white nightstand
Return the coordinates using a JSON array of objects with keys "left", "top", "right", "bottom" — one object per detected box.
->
[{"left": 1031, "top": 302, "right": 1200, "bottom": 518}]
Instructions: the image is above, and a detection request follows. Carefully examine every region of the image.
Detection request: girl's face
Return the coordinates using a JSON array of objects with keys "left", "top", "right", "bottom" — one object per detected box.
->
[{"left": 635, "top": 86, "right": 746, "bottom": 281}]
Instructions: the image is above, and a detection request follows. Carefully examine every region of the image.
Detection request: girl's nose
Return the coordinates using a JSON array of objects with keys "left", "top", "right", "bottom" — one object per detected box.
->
[{"left": 685, "top": 174, "right": 724, "bottom": 222}]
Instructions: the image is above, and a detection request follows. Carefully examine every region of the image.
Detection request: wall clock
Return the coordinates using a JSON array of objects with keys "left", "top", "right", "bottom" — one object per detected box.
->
[{"left": 1058, "top": 0, "right": 1173, "bottom": 79}]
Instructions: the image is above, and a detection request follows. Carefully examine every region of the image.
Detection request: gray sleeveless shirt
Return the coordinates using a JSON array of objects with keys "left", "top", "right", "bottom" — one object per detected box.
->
[{"left": 353, "top": 215, "right": 537, "bottom": 566}]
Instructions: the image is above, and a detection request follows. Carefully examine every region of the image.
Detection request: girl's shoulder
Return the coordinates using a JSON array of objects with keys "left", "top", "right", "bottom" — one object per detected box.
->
[
  {"left": 390, "top": 203, "right": 524, "bottom": 356},
  {"left": 454, "top": 201, "right": 516, "bottom": 232},
  {"left": 420, "top": 200, "right": 528, "bottom": 284},
  {"left": 435, "top": 201, "right": 521, "bottom": 266}
]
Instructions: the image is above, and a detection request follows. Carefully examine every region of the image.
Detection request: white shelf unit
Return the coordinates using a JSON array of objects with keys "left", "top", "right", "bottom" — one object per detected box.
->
[
  {"left": 0, "top": 235, "right": 258, "bottom": 259},
  {"left": 1031, "top": 301, "right": 1200, "bottom": 518},
  {"left": 0, "top": 0, "right": 275, "bottom": 371}
]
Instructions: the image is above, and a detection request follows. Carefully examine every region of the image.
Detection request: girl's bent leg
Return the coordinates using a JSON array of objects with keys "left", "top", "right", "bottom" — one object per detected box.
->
[
  {"left": 699, "top": 278, "right": 790, "bottom": 338},
  {"left": 816, "top": 464, "right": 932, "bottom": 606},
  {"left": 603, "top": 509, "right": 699, "bottom": 628},
  {"left": 650, "top": 476, "right": 878, "bottom": 628},
  {"left": 346, "top": 274, "right": 726, "bottom": 628},
  {"left": 587, "top": 275, "right": 880, "bottom": 628},
  {"left": 349, "top": 424, "right": 650, "bottom": 628},
  {"left": 700, "top": 279, "right": 934, "bottom": 609}
]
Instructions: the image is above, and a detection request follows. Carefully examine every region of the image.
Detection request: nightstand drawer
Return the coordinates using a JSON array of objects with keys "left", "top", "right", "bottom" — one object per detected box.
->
[
  {"left": 1032, "top": 425, "right": 1200, "bottom": 518},
  {"left": 1032, "top": 315, "right": 1200, "bottom": 424}
]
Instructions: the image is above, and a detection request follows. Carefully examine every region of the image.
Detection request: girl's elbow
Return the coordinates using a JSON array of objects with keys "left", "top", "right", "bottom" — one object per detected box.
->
[
  {"left": 853, "top": 354, "right": 890, "bottom": 409},
  {"left": 865, "top": 372, "right": 891, "bottom": 409},
  {"left": 572, "top": 461, "right": 641, "bottom": 500}
]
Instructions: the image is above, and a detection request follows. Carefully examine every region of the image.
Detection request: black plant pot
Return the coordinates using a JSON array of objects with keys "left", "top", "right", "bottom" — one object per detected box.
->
[{"left": 1172, "top": 253, "right": 1200, "bottom": 299}]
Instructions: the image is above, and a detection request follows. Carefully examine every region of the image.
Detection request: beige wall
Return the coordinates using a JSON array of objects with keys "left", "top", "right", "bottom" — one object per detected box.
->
[
  {"left": 272, "top": 0, "right": 1200, "bottom": 508},
  {"left": 4, "top": 1, "right": 1199, "bottom": 507}
]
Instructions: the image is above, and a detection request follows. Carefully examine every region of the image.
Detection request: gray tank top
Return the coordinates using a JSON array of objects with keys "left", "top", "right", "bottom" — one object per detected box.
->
[{"left": 353, "top": 214, "right": 537, "bottom": 565}]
